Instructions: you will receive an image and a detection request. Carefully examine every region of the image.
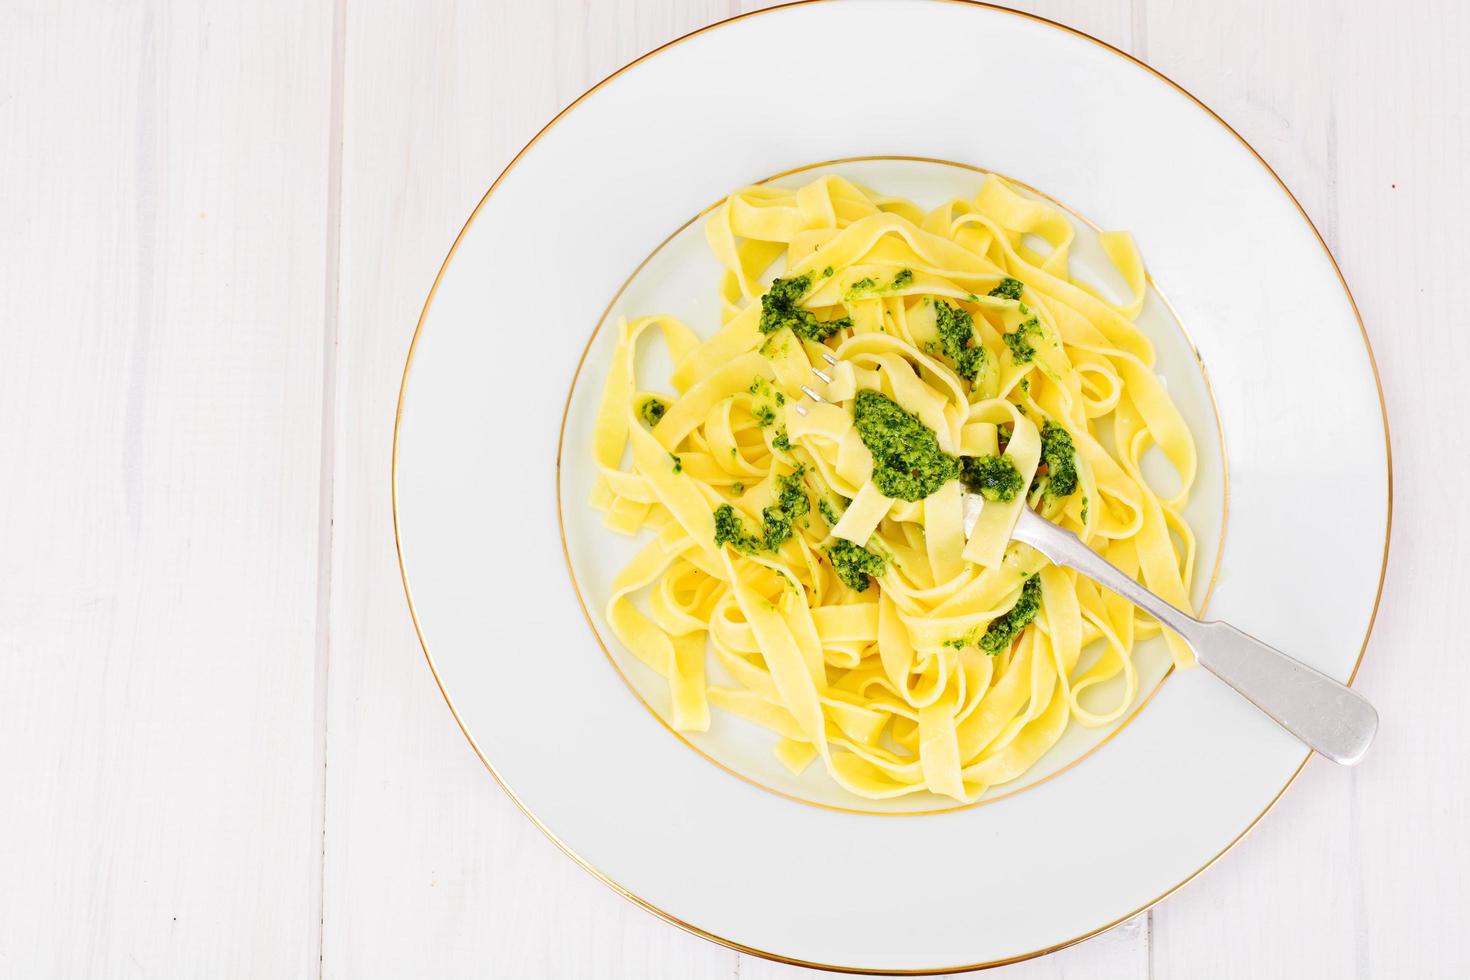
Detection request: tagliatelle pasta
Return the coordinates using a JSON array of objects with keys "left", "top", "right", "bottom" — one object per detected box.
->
[{"left": 589, "top": 174, "right": 1197, "bottom": 802}]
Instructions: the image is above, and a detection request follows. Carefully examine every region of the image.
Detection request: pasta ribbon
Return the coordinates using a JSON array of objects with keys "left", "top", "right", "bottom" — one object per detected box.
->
[{"left": 590, "top": 175, "right": 1197, "bottom": 802}]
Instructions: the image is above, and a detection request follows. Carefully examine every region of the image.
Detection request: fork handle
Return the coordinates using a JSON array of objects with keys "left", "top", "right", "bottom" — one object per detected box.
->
[{"left": 1010, "top": 508, "right": 1378, "bottom": 765}]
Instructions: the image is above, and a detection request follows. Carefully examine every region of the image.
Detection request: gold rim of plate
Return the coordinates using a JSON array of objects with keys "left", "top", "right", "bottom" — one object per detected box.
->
[
  {"left": 391, "top": 1, "right": 1393, "bottom": 973},
  {"left": 555, "top": 154, "right": 1231, "bottom": 818}
]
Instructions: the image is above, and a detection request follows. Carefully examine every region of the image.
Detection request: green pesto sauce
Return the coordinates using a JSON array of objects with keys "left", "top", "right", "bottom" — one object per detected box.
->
[
  {"left": 712, "top": 469, "right": 809, "bottom": 554},
  {"left": 668, "top": 452, "right": 682, "bottom": 475},
  {"left": 821, "top": 265, "right": 834, "bottom": 278},
  {"left": 731, "top": 482, "right": 745, "bottom": 495},
  {"left": 827, "top": 537, "right": 886, "bottom": 592},
  {"left": 772, "top": 427, "right": 791, "bottom": 453},
  {"left": 760, "top": 505, "right": 794, "bottom": 549},
  {"left": 639, "top": 397, "right": 667, "bottom": 427},
  {"left": 1002, "top": 316, "right": 1042, "bottom": 363},
  {"left": 1039, "top": 421, "right": 1079, "bottom": 498},
  {"left": 988, "top": 277, "right": 1025, "bottom": 300},
  {"left": 852, "top": 389, "right": 960, "bottom": 501},
  {"left": 959, "top": 453, "right": 1023, "bottom": 502},
  {"left": 817, "top": 498, "right": 839, "bottom": 525},
  {"left": 753, "top": 404, "right": 776, "bottom": 428},
  {"left": 760, "top": 468, "right": 811, "bottom": 550},
  {"left": 713, "top": 504, "right": 764, "bottom": 554},
  {"left": 759, "top": 274, "right": 851, "bottom": 342},
  {"left": 848, "top": 270, "right": 913, "bottom": 299},
  {"left": 979, "top": 574, "right": 1042, "bottom": 654},
  {"left": 1019, "top": 377, "right": 1031, "bottom": 393},
  {"left": 941, "top": 636, "right": 969, "bottom": 651},
  {"left": 1080, "top": 494, "right": 1089, "bottom": 524},
  {"left": 935, "top": 300, "right": 986, "bottom": 383},
  {"left": 775, "top": 468, "right": 810, "bottom": 520}
]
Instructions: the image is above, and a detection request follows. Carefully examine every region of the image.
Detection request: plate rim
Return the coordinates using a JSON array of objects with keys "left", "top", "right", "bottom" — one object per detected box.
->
[{"left": 390, "top": 1, "right": 1393, "bottom": 973}]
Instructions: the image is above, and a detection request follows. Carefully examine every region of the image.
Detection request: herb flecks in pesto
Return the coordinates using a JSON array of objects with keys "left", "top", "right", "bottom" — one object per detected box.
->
[
  {"left": 759, "top": 274, "right": 850, "bottom": 342},
  {"left": 760, "top": 506, "right": 795, "bottom": 550},
  {"left": 959, "top": 454, "right": 1023, "bottom": 502},
  {"left": 827, "top": 538, "right": 886, "bottom": 592},
  {"left": 713, "top": 469, "right": 810, "bottom": 554},
  {"left": 980, "top": 575, "right": 1042, "bottom": 654},
  {"left": 1003, "top": 316, "right": 1043, "bottom": 363},
  {"left": 713, "top": 504, "right": 765, "bottom": 555},
  {"left": 731, "top": 482, "right": 745, "bottom": 495},
  {"left": 638, "top": 397, "right": 667, "bottom": 428},
  {"left": 753, "top": 405, "right": 776, "bottom": 428},
  {"left": 1038, "top": 422, "right": 1079, "bottom": 498},
  {"left": 988, "top": 277, "right": 1025, "bottom": 300},
  {"left": 852, "top": 389, "right": 960, "bottom": 501},
  {"left": 935, "top": 300, "right": 986, "bottom": 382},
  {"left": 847, "top": 270, "right": 913, "bottom": 300},
  {"left": 774, "top": 469, "right": 810, "bottom": 523},
  {"left": 821, "top": 265, "right": 834, "bottom": 278},
  {"left": 818, "top": 498, "right": 839, "bottom": 525},
  {"left": 771, "top": 427, "right": 791, "bottom": 453},
  {"left": 668, "top": 452, "right": 683, "bottom": 475}
]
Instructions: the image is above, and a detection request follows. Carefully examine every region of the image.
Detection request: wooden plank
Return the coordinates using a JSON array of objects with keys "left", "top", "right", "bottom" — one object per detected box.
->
[
  {"left": 0, "top": 3, "right": 335, "bottom": 977},
  {"left": 1145, "top": 0, "right": 1470, "bottom": 976},
  {"left": 322, "top": 2, "right": 746, "bottom": 978}
]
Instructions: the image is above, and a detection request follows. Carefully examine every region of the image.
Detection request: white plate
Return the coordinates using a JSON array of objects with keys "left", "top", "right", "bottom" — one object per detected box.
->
[
  {"left": 393, "top": 1, "right": 1389, "bottom": 971},
  {"left": 560, "top": 156, "right": 1229, "bottom": 815}
]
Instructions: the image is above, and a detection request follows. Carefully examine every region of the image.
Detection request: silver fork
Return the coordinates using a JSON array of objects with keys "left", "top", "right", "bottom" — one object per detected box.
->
[{"left": 793, "top": 352, "right": 1378, "bottom": 765}]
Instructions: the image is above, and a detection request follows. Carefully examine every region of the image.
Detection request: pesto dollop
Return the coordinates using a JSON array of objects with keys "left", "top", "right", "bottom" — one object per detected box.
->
[
  {"left": 638, "top": 397, "right": 667, "bottom": 427},
  {"left": 827, "top": 537, "right": 886, "bottom": 592},
  {"left": 852, "top": 389, "right": 960, "bottom": 501},
  {"left": 1003, "top": 316, "right": 1043, "bottom": 363},
  {"left": 845, "top": 269, "right": 913, "bottom": 300},
  {"left": 959, "top": 453, "right": 1023, "bottom": 502},
  {"left": 713, "top": 504, "right": 764, "bottom": 554},
  {"left": 711, "top": 469, "right": 810, "bottom": 555},
  {"left": 988, "top": 277, "right": 1025, "bottom": 300},
  {"left": 979, "top": 574, "right": 1042, "bottom": 654},
  {"left": 935, "top": 300, "right": 986, "bottom": 382},
  {"left": 760, "top": 469, "right": 811, "bottom": 549},
  {"left": 1038, "top": 422, "right": 1079, "bottom": 498},
  {"left": 759, "top": 274, "right": 851, "bottom": 342}
]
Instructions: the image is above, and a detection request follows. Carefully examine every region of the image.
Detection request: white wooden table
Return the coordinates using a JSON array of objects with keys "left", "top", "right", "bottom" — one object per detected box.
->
[{"left": 2, "top": 1, "right": 1464, "bottom": 976}]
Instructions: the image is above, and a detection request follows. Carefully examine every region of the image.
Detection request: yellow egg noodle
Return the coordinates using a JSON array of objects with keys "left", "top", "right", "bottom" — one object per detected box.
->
[{"left": 589, "top": 174, "right": 1197, "bottom": 803}]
